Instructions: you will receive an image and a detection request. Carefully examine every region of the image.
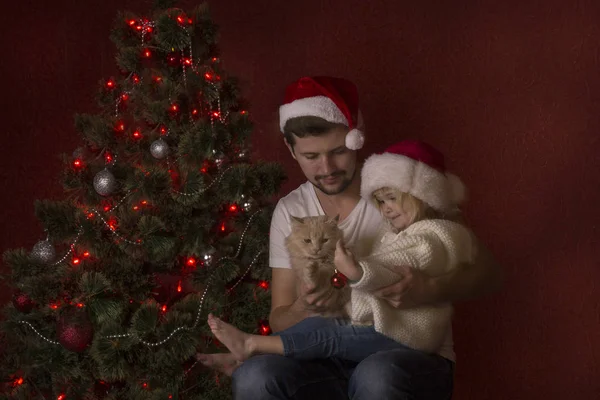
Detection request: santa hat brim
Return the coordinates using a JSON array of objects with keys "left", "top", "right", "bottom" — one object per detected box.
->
[{"left": 361, "top": 153, "right": 465, "bottom": 212}]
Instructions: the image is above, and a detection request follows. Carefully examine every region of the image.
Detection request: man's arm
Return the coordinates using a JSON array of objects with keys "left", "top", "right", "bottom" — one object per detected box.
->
[
  {"left": 431, "top": 239, "right": 503, "bottom": 302},
  {"left": 268, "top": 268, "right": 309, "bottom": 333},
  {"left": 375, "top": 237, "right": 503, "bottom": 308},
  {"left": 268, "top": 267, "right": 343, "bottom": 332}
]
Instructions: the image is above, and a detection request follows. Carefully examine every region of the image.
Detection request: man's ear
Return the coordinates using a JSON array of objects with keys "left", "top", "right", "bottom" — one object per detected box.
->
[{"left": 284, "top": 138, "right": 297, "bottom": 160}]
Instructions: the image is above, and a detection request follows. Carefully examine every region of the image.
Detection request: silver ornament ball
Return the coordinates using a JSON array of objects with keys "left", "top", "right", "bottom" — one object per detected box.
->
[
  {"left": 202, "top": 247, "right": 216, "bottom": 266},
  {"left": 150, "top": 138, "right": 169, "bottom": 159},
  {"left": 242, "top": 197, "right": 257, "bottom": 213},
  {"left": 212, "top": 150, "right": 226, "bottom": 168},
  {"left": 93, "top": 169, "right": 117, "bottom": 196},
  {"left": 30, "top": 240, "right": 56, "bottom": 264},
  {"left": 237, "top": 148, "right": 250, "bottom": 161}
]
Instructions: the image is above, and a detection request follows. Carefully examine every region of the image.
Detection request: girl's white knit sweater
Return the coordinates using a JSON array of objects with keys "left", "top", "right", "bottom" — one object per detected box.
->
[{"left": 350, "top": 219, "right": 475, "bottom": 353}]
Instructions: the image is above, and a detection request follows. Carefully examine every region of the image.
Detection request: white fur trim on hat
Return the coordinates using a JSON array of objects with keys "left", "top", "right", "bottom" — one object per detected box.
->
[
  {"left": 345, "top": 128, "right": 365, "bottom": 150},
  {"left": 361, "top": 153, "right": 464, "bottom": 212},
  {"left": 279, "top": 96, "right": 348, "bottom": 132}
]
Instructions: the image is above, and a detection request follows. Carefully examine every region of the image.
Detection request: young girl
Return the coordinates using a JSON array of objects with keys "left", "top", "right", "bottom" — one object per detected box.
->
[{"left": 202, "top": 140, "right": 475, "bottom": 364}]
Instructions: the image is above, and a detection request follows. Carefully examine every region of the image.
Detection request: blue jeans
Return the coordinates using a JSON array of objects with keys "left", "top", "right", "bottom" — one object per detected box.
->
[
  {"left": 278, "top": 315, "right": 409, "bottom": 362},
  {"left": 232, "top": 317, "right": 454, "bottom": 400}
]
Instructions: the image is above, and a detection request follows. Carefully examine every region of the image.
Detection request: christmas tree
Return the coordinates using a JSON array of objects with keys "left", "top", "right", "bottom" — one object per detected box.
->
[{"left": 1, "top": 1, "right": 285, "bottom": 399}]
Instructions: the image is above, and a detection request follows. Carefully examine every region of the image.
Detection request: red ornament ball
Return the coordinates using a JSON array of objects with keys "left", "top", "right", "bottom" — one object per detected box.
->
[
  {"left": 330, "top": 271, "right": 348, "bottom": 289},
  {"left": 12, "top": 291, "right": 35, "bottom": 313},
  {"left": 57, "top": 309, "right": 94, "bottom": 352}
]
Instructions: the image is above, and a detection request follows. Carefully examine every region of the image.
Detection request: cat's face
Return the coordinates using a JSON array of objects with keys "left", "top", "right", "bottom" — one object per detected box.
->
[{"left": 287, "top": 215, "right": 341, "bottom": 259}]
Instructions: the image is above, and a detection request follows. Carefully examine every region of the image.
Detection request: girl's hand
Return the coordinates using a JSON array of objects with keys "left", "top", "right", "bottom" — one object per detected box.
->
[{"left": 334, "top": 239, "right": 363, "bottom": 282}]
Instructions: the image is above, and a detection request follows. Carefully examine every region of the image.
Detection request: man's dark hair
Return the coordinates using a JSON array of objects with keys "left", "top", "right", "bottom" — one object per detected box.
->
[{"left": 283, "top": 116, "right": 347, "bottom": 150}]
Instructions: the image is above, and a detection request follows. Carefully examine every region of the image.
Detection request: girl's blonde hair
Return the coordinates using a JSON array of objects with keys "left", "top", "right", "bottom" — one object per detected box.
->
[{"left": 372, "top": 187, "right": 442, "bottom": 228}]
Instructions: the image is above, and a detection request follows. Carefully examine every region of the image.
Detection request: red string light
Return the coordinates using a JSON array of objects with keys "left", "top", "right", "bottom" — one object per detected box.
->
[
  {"left": 170, "top": 104, "right": 179, "bottom": 112},
  {"left": 83, "top": 251, "right": 90, "bottom": 258},
  {"left": 108, "top": 217, "right": 118, "bottom": 231},
  {"left": 159, "top": 125, "right": 167, "bottom": 134},
  {"left": 142, "top": 49, "right": 152, "bottom": 58},
  {"left": 229, "top": 204, "right": 238, "bottom": 212},
  {"left": 132, "top": 130, "right": 142, "bottom": 139},
  {"left": 128, "top": 19, "right": 136, "bottom": 26},
  {"left": 57, "top": 395, "right": 66, "bottom": 400},
  {"left": 259, "top": 321, "right": 272, "bottom": 336},
  {"left": 12, "top": 377, "right": 24, "bottom": 387},
  {"left": 220, "top": 222, "right": 226, "bottom": 232},
  {"left": 87, "top": 212, "right": 95, "bottom": 219},
  {"left": 141, "top": 200, "right": 148, "bottom": 206},
  {"left": 177, "top": 281, "right": 182, "bottom": 292},
  {"left": 72, "top": 257, "right": 81, "bottom": 265},
  {"left": 153, "top": 76, "right": 163, "bottom": 83},
  {"left": 114, "top": 120, "right": 126, "bottom": 132},
  {"left": 258, "top": 280, "right": 270, "bottom": 290},
  {"left": 73, "top": 159, "right": 84, "bottom": 169},
  {"left": 104, "top": 152, "right": 113, "bottom": 164},
  {"left": 121, "top": 93, "right": 129, "bottom": 101},
  {"left": 106, "top": 79, "right": 115, "bottom": 89},
  {"left": 132, "top": 74, "right": 140, "bottom": 84},
  {"left": 76, "top": 302, "right": 84, "bottom": 308},
  {"left": 161, "top": 305, "right": 167, "bottom": 312},
  {"left": 186, "top": 257, "right": 197, "bottom": 267}
]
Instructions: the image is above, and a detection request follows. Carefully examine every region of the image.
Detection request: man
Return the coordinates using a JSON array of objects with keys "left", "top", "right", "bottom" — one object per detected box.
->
[{"left": 202, "top": 76, "right": 502, "bottom": 399}]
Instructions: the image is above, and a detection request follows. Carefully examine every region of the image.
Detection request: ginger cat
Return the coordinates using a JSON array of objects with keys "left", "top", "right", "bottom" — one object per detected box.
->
[{"left": 285, "top": 215, "right": 350, "bottom": 318}]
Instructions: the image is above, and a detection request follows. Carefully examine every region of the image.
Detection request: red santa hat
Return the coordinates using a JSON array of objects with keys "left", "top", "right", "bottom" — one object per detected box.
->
[
  {"left": 279, "top": 76, "right": 365, "bottom": 150},
  {"left": 360, "top": 140, "right": 466, "bottom": 212}
]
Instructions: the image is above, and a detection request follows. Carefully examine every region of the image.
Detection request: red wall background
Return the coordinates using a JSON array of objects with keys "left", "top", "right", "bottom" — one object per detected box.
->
[{"left": 1, "top": 0, "right": 599, "bottom": 398}]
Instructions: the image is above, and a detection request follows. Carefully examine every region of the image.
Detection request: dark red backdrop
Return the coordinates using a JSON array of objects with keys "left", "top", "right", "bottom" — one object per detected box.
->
[{"left": 1, "top": 1, "right": 599, "bottom": 398}]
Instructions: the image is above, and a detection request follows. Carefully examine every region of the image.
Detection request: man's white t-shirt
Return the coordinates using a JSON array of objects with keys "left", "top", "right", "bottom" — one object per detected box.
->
[{"left": 268, "top": 181, "right": 455, "bottom": 362}]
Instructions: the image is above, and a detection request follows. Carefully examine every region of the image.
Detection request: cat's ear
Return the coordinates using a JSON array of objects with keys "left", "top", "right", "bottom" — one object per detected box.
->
[
  {"left": 290, "top": 215, "right": 305, "bottom": 225},
  {"left": 327, "top": 215, "right": 340, "bottom": 225}
]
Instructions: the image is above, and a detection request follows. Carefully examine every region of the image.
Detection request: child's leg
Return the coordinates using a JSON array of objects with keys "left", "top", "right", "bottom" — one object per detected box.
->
[
  {"left": 208, "top": 313, "right": 285, "bottom": 361},
  {"left": 278, "top": 318, "right": 407, "bottom": 363}
]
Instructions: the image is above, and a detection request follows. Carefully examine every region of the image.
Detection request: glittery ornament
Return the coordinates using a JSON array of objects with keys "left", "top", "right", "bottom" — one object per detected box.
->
[
  {"left": 241, "top": 197, "right": 257, "bottom": 213},
  {"left": 150, "top": 138, "right": 169, "bottom": 159},
  {"left": 201, "top": 247, "right": 216, "bottom": 266},
  {"left": 236, "top": 148, "right": 250, "bottom": 161},
  {"left": 12, "top": 291, "right": 35, "bottom": 313},
  {"left": 93, "top": 169, "right": 117, "bottom": 196},
  {"left": 212, "top": 151, "right": 226, "bottom": 168},
  {"left": 57, "top": 308, "right": 93, "bottom": 352},
  {"left": 30, "top": 239, "right": 56, "bottom": 264},
  {"left": 331, "top": 269, "right": 348, "bottom": 289}
]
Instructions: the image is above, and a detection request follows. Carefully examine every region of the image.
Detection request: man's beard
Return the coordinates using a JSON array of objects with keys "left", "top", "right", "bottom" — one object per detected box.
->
[{"left": 311, "top": 169, "right": 355, "bottom": 196}]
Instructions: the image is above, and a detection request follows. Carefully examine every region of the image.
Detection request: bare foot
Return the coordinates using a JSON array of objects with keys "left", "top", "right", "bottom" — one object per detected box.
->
[
  {"left": 196, "top": 352, "right": 241, "bottom": 376},
  {"left": 207, "top": 313, "right": 255, "bottom": 361}
]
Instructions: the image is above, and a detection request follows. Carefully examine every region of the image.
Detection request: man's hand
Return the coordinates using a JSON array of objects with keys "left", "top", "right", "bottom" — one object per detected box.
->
[
  {"left": 334, "top": 239, "right": 362, "bottom": 281},
  {"left": 373, "top": 264, "right": 437, "bottom": 309},
  {"left": 292, "top": 280, "right": 337, "bottom": 315}
]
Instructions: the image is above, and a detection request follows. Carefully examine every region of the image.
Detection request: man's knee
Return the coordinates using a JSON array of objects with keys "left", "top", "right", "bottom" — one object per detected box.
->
[
  {"left": 349, "top": 349, "right": 453, "bottom": 399},
  {"left": 349, "top": 350, "right": 411, "bottom": 396},
  {"left": 232, "top": 355, "right": 280, "bottom": 396}
]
